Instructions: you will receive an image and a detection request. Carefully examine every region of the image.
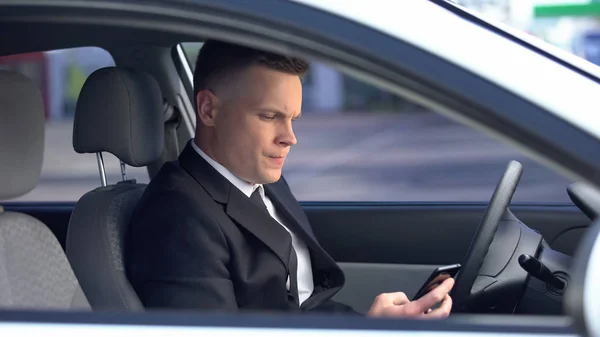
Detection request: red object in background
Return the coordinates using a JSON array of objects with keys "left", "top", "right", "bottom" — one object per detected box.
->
[{"left": 0, "top": 52, "right": 50, "bottom": 119}]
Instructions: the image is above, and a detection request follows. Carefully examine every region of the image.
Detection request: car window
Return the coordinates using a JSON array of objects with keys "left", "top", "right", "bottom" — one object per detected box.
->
[
  {"left": 178, "top": 42, "right": 572, "bottom": 203},
  {"left": 0, "top": 46, "right": 150, "bottom": 202}
]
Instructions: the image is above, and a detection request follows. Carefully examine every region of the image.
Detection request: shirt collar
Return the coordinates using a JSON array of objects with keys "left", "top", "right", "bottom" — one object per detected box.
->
[{"left": 191, "top": 140, "right": 261, "bottom": 198}]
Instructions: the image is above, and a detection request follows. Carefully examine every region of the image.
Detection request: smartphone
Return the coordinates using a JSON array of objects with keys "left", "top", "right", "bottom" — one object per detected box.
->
[{"left": 412, "top": 263, "right": 461, "bottom": 301}]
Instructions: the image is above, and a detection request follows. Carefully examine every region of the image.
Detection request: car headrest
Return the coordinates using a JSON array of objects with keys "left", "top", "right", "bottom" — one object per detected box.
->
[
  {"left": 73, "top": 67, "right": 164, "bottom": 167},
  {"left": 0, "top": 71, "right": 45, "bottom": 200}
]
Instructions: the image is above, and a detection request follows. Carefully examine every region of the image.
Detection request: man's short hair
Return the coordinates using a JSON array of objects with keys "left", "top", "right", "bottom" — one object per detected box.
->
[{"left": 193, "top": 39, "right": 309, "bottom": 100}]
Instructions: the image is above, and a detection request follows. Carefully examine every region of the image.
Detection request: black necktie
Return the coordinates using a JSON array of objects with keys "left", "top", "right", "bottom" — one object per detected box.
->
[
  {"left": 250, "top": 187, "right": 267, "bottom": 209},
  {"left": 250, "top": 187, "right": 300, "bottom": 304}
]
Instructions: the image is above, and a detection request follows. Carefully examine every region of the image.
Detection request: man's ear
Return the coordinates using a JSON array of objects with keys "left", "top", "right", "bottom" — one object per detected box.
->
[{"left": 195, "top": 89, "right": 219, "bottom": 127}]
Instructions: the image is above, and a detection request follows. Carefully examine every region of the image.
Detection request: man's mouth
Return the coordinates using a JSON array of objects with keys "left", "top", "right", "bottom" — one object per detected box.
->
[{"left": 267, "top": 156, "right": 286, "bottom": 166}]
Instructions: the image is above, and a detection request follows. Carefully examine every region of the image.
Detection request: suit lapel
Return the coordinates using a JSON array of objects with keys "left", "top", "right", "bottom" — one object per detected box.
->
[
  {"left": 265, "top": 179, "right": 347, "bottom": 310},
  {"left": 224, "top": 186, "right": 295, "bottom": 274},
  {"left": 264, "top": 181, "right": 317, "bottom": 242},
  {"left": 264, "top": 181, "right": 339, "bottom": 271},
  {"left": 178, "top": 142, "right": 294, "bottom": 275}
]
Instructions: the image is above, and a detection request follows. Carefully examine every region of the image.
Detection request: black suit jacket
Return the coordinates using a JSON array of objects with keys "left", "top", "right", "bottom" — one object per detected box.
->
[{"left": 126, "top": 142, "right": 358, "bottom": 314}]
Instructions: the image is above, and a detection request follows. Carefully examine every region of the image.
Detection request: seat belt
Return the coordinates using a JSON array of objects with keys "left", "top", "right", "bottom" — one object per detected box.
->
[
  {"left": 163, "top": 100, "right": 181, "bottom": 162},
  {"left": 147, "top": 101, "right": 181, "bottom": 180}
]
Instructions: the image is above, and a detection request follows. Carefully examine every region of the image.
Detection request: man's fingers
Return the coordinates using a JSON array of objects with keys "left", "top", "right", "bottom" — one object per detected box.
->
[
  {"left": 424, "top": 294, "right": 452, "bottom": 319},
  {"left": 414, "top": 278, "right": 454, "bottom": 310},
  {"left": 374, "top": 292, "right": 406, "bottom": 305},
  {"left": 369, "top": 284, "right": 454, "bottom": 319},
  {"left": 368, "top": 292, "right": 410, "bottom": 317},
  {"left": 435, "top": 277, "right": 455, "bottom": 293},
  {"left": 392, "top": 292, "right": 409, "bottom": 305}
]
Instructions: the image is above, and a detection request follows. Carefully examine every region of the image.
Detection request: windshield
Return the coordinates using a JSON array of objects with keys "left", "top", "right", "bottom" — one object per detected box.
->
[{"left": 437, "top": 0, "right": 600, "bottom": 83}]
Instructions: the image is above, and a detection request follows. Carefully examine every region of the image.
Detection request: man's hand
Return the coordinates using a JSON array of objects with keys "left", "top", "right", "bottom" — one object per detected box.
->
[{"left": 367, "top": 278, "right": 454, "bottom": 319}]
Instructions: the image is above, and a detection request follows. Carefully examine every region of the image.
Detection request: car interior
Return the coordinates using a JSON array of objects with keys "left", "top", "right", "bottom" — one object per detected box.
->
[{"left": 0, "top": 2, "right": 595, "bottom": 331}]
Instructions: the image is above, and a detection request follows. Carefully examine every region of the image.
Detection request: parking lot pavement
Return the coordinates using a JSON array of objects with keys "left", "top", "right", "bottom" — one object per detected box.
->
[{"left": 13, "top": 112, "right": 572, "bottom": 203}]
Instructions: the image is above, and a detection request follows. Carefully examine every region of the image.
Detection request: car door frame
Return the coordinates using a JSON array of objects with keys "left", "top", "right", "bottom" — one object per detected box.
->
[{"left": 0, "top": 0, "right": 596, "bottom": 333}]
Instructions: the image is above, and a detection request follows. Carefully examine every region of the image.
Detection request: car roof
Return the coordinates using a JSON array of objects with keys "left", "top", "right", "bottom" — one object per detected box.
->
[{"left": 291, "top": 0, "right": 600, "bottom": 142}]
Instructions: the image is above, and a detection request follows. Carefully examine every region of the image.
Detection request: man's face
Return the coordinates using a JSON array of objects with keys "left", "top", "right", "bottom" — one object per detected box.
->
[{"left": 205, "top": 65, "right": 302, "bottom": 184}]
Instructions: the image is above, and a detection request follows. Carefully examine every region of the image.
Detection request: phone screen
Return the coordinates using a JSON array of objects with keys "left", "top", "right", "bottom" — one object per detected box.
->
[{"left": 412, "top": 263, "right": 461, "bottom": 301}]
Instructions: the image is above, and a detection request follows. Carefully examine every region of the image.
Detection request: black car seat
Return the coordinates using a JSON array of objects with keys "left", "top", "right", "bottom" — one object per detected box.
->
[{"left": 66, "top": 67, "right": 164, "bottom": 311}]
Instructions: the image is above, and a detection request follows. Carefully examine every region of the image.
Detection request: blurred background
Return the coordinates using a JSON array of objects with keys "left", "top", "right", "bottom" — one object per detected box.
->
[{"left": 2, "top": 0, "right": 599, "bottom": 203}]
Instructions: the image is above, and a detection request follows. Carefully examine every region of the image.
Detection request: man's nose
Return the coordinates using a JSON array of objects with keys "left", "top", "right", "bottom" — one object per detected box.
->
[{"left": 279, "top": 122, "right": 297, "bottom": 146}]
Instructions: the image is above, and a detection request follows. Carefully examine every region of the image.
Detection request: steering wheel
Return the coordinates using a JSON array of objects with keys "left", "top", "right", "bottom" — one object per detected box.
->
[{"left": 450, "top": 160, "right": 523, "bottom": 312}]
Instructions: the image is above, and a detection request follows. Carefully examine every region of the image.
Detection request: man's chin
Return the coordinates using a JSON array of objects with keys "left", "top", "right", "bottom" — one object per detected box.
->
[{"left": 260, "top": 170, "right": 282, "bottom": 184}]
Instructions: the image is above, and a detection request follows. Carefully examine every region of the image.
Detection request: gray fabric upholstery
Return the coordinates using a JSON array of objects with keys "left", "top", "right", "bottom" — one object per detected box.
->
[
  {"left": 66, "top": 183, "right": 145, "bottom": 311},
  {"left": 72, "top": 67, "right": 164, "bottom": 167},
  {"left": 0, "top": 211, "right": 90, "bottom": 310},
  {"left": 0, "top": 70, "right": 89, "bottom": 311},
  {"left": 0, "top": 70, "right": 45, "bottom": 200}
]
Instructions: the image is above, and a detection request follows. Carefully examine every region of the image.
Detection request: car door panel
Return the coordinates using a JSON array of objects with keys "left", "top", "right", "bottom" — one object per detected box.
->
[
  {"left": 3, "top": 200, "right": 587, "bottom": 311},
  {"left": 304, "top": 202, "right": 588, "bottom": 311},
  {"left": 334, "top": 262, "right": 439, "bottom": 314},
  {"left": 306, "top": 204, "right": 476, "bottom": 265},
  {"left": 6, "top": 202, "right": 587, "bottom": 258},
  {"left": 304, "top": 203, "right": 588, "bottom": 262}
]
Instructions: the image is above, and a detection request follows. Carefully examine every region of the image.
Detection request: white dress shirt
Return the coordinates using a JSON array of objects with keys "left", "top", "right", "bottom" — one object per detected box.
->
[{"left": 191, "top": 141, "right": 314, "bottom": 305}]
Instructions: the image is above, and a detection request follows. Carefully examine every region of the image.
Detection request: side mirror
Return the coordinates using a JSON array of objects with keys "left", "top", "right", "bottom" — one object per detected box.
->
[{"left": 564, "top": 183, "right": 600, "bottom": 337}]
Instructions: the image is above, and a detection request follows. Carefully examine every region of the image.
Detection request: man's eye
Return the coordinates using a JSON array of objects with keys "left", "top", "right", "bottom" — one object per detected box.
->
[{"left": 261, "top": 115, "right": 276, "bottom": 120}]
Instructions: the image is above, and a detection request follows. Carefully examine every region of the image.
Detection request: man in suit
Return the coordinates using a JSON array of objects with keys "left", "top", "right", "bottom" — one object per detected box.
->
[{"left": 126, "top": 40, "right": 454, "bottom": 317}]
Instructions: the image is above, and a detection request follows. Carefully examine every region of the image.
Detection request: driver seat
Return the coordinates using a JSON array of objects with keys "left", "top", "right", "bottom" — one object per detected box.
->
[{"left": 66, "top": 67, "right": 164, "bottom": 311}]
